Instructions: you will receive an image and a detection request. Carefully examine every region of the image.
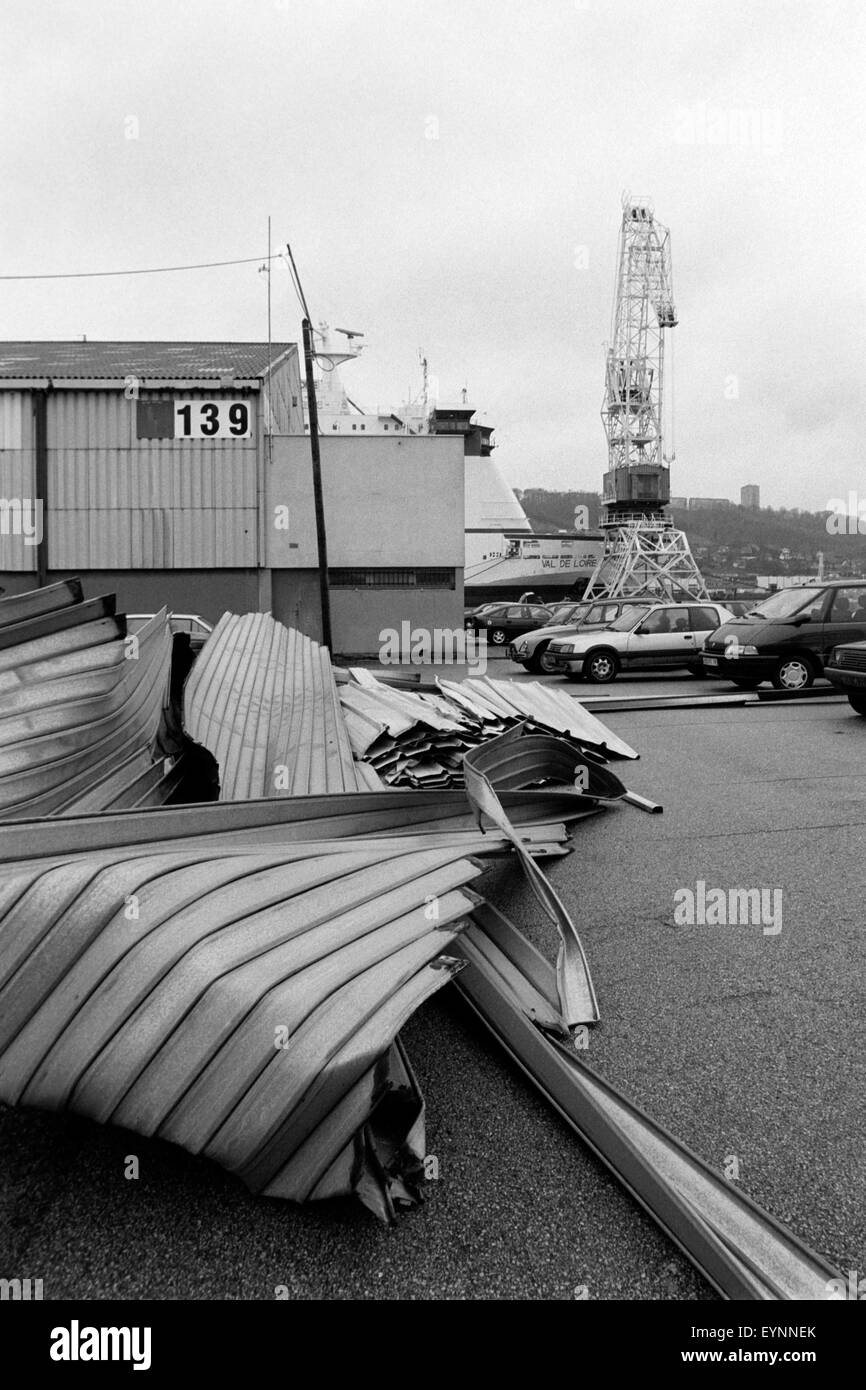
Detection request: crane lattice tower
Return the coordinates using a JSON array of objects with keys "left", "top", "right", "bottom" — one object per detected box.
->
[{"left": 584, "top": 195, "right": 708, "bottom": 601}]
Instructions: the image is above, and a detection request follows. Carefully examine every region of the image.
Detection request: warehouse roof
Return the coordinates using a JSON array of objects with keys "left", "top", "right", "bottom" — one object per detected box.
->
[{"left": 0, "top": 341, "right": 295, "bottom": 380}]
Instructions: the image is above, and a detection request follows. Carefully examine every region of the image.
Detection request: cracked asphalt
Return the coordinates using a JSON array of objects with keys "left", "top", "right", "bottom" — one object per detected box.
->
[{"left": 1, "top": 674, "right": 864, "bottom": 1300}]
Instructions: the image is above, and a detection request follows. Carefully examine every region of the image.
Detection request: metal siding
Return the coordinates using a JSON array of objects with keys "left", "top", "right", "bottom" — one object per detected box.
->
[
  {"left": 264, "top": 356, "right": 303, "bottom": 434},
  {"left": 0, "top": 402, "right": 37, "bottom": 571},
  {"left": 267, "top": 435, "right": 464, "bottom": 568},
  {"left": 48, "top": 390, "right": 133, "bottom": 449},
  {"left": 0, "top": 393, "right": 30, "bottom": 450},
  {"left": 45, "top": 388, "right": 259, "bottom": 568},
  {"left": 0, "top": 534, "right": 36, "bottom": 573},
  {"left": 0, "top": 395, "right": 36, "bottom": 573},
  {"left": 0, "top": 452, "right": 36, "bottom": 500},
  {"left": 48, "top": 506, "right": 256, "bottom": 568},
  {"left": 49, "top": 447, "right": 256, "bottom": 508}
]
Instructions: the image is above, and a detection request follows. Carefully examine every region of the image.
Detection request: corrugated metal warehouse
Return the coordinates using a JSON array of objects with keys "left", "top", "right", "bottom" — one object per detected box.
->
[{"left": 0, "top": 342, "right": 464, "bottom": 653}]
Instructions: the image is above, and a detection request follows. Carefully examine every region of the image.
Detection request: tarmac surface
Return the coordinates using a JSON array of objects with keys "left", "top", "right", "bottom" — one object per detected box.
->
[{"left": 1, "top": 670, "right": 864, "bottom": 1300}]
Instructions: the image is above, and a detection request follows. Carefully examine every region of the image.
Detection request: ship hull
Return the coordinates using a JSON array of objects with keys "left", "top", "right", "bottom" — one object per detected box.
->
[{"left": 465, "top": 531, "right": 605, "bottom": 590}]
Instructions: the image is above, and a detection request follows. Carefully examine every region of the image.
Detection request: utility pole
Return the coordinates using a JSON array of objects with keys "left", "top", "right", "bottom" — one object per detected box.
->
[
  {"left": 301, "top": 315, "right": 333, "bottom": 651},
  {"left": 286, "top": 242, "right": 333, "bottom": 651}
]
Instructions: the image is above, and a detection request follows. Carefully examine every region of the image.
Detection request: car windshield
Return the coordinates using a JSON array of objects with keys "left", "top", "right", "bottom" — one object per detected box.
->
[
  {"left": 608, "top": 603, "right": 652, "bottom": 632},
  {"left": 549, "top": 603, "right": 589, "bottom": 624},
  {"left": 749, "top": 587, "right": 824, "bottom": 621}
]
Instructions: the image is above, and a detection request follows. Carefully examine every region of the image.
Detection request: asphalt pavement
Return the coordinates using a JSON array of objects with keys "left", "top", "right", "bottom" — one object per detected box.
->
[{"left": 1, "top": 670, "right": 864, "bottom": 1300}]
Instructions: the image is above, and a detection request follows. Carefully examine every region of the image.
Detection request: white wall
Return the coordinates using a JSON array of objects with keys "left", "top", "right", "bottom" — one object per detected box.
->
[{"left": 267, "top": 434, "right": 464, "bottom": 567}]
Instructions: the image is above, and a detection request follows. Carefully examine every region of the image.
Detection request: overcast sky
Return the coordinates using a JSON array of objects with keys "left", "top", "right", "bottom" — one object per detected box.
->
[{"left": 2, "top": 0, "right": 864, "bottom": 510}]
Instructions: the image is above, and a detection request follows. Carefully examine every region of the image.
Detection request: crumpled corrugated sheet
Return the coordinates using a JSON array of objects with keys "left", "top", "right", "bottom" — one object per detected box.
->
[
  {"left": 184, "top": 612, "right": 362, "bottom": 797},
  {"left": 0, "top": 582, "right": 173, "bottom": 817}
]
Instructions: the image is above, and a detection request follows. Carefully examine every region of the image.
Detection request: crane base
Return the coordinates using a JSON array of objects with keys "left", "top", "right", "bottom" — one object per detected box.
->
[{"left": 583, "top": 521, "right": 709, "bottom": 602}]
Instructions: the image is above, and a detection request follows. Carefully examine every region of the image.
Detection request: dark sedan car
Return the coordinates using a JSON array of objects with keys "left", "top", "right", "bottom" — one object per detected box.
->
[
  {"left": 464, "top": 601, "right": 553, "bottom": 646},
  {"left": 825, "top": 640, "right": 866, "bottom": 714}
]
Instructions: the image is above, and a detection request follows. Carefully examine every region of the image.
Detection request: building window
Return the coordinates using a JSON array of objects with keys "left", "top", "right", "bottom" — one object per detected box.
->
[
  {"left": 329, "top": 568, "right": 455, "bottom": 589},
  {"left": 136, "top": 400, "right": 174, "bottom": 439},
  {"left": 361, "top": 423, "right": 365, "bottom": 430}
]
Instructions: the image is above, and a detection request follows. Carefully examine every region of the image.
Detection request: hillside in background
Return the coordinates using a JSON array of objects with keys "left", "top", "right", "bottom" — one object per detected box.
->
[{"left": 516, "top": 489, "right": 866, "bottom": 581}]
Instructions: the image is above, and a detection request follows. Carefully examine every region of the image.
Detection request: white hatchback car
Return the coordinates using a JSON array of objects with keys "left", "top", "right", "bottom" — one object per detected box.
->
[
  {"left": 545, "top": 601, "right": 734, "bottom": 682},
  {"left": 126, "top": 613, "right": 213, "bottom": 653}
]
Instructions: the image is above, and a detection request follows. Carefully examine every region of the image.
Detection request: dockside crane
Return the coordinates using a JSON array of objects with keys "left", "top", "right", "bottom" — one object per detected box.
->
[{"left": 583, "top": 195, "right": 708, "bottom": 601}]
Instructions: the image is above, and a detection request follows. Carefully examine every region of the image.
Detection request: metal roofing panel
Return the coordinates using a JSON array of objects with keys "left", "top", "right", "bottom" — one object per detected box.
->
[
  {"left": 0, "top": 615, "right": 121, "bottom": 680},
  {"left": 0, "top": 840, "right": 475, "bottom": 1216},
  {"left": 185, "top": 613, "right": 362, "bottom": 797},
  {"left": 0, "top": 667, "right": 169, "bottom": 813},
  {"left": 0, "top": 594, "right": 117, "bottom": 653},
  {"left": 0, "top": 578, "right": 83, "bottom": 628},
  {"left": 0, "top": 788, "right": 597, "bottom": 865},
  {"left": 0, "top": 598, "right": 171, "bottom": 818},
  {"left": 339, "top": 668, "right": 636, "bottom": 789},
  {"left": 463, "top": 732, "right": 598, "bottom": 1026},
  {"left": 0, "top": 342, "right": 295, "bottom": 381}
]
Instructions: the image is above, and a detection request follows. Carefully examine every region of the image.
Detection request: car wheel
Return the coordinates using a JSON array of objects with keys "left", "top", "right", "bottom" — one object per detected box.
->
[
  {"left": 489, "top": 629, "right": 508, "bottom": 646},
  {"left": 771, "top": 655, "right": 815, "bottom": 691},
  {"left": 731, "top": 678, "right": 761, "bottom": 690},
  {"left": 526, "top": 641, "right": 551, "bottom": 673},
  {"left": 584, "top": 649, "right": 619, "bottom": 683},
  {"left": 539, "top": 646, "right": 561, "bottom": 674},
  {"left": 847, "top": 692, "right": 866, "bottom": 716}
]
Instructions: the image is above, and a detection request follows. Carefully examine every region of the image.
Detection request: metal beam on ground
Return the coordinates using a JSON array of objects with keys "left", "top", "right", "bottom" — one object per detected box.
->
[{"left": 454, "top": 903, "right": 843, "bottom": 1300}]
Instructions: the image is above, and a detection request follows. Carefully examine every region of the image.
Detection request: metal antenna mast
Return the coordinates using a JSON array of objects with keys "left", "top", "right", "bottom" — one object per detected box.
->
[{"left": 584, "top": 194, "right": 708, "bottom": 601}]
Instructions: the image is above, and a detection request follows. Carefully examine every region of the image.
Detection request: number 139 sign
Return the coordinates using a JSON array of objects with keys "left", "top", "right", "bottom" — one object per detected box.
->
[{"left": 175, "top": 400, "right": 252, "bottom": 438}]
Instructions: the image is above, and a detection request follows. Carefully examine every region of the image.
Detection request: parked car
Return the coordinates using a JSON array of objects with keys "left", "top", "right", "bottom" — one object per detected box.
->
[
  {"left": 464, "top": 601, "right": 553, "bottom": 646},
  {"left": 463, "top": 602, "right": 503, "bottom": 622},
  {"left": 825, "top": 640, "right": 866, "bottom": 714},
  {"left": 126, "top": 613, "right": 213, "bottom": 653},
  {"left": 510, "top": 600, "right": 652, "bottom": 673},
  {"left": 545, "top": 601, "right": 734, "bottom": 682},
  {"left": 546, "top": 601, "right": 594, "bottom": 626},
  {"left": 701, "top": 581, "right": 866, "bottom": 690}
]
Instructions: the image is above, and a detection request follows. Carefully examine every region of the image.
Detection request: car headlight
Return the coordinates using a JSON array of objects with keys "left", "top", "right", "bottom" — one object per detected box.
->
[
  {"left": 514, "top": 639, "right": 526, "bottom": 653},
  {"left": 741, "top": 645, "right": 759, "bottom": 656},
  {"left": 556, "top": 643, "right": 575, "bottom": 654}
]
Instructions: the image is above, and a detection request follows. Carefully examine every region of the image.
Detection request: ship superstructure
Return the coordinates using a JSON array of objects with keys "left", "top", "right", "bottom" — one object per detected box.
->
[{"left": 302, "top": 327, "right": 603, "bottom": 595}]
